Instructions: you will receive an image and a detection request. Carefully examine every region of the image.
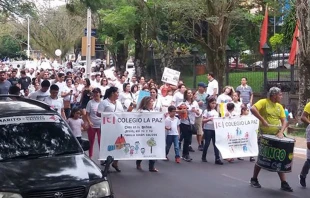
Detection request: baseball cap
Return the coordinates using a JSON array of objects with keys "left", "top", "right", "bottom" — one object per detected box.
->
[{"left": 198, "top": 82, "right": 206, "bottom": 88}]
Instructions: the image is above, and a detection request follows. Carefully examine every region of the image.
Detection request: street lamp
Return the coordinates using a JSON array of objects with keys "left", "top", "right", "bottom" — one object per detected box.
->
[
  {"left": 262, "top": 43, "right": 270, "bottom": 96},
  {"left": 176, "top": 47, "right": 181, "bottom": 71},
  {"left": 191, "top": 47, "right": 199, "bottom": 89},
  {"left": 225, "top": 45, "right": 232, "bottom": 85}
]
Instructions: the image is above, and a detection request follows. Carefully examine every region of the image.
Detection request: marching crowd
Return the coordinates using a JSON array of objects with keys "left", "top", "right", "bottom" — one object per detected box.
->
[{"left": 0, "top": 61, "right": 309, "bottom": 192}]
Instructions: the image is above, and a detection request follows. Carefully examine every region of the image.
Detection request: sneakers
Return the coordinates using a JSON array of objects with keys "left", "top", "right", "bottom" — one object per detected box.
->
[
  {"left": 175, "top": 157, "right": 181, "bottom": 163},
  {"left": 299, "top": 175, "right": 306, "bottom": 187},
  {"left": 201, "top": 158, "right": 207, "bottom": 162},
  {"left": 182, "top": 155, "right": 192, "bottom": 162},
  {"left": 189, "top": 146, "right": 195, "bottom": 152},
  {"left": 215, "top": 159, "right": 223, "bottom": 165},
  {"left": 250, "top": 178, "right": 261, "bottom": 188},
  {"left": 250, "top": 157, "right": 255, "bottom": 162},
  {"left": 281, "top": 181, "right": 293, "bottom": 192},
  {"left": 198, "top": 145, "right": 203, "bottom": 151}
]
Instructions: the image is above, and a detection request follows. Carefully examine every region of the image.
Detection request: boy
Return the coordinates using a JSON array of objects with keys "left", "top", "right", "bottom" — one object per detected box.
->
[
  {"left": 165, "top": 105, "right": 181, "bottom": 163},
  {"left": 299, "top": 101, "right": 310, "bottom": 187}
]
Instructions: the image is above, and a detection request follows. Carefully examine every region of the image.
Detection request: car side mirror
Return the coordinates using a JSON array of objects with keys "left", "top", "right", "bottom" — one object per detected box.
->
[{"left": 80, "top": 138, "right": 90, "bottom": 151}]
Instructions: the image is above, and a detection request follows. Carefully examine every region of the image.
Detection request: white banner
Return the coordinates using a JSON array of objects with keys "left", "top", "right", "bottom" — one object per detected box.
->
[
  {"left": 214, "top": 116, "right": 259, "bottom": 159},
  {"left": 99, "top": 112, "right": 166, "bottom": 160},
  {"left": 161, "top": 67, "right": 180, "bottom": 86}
]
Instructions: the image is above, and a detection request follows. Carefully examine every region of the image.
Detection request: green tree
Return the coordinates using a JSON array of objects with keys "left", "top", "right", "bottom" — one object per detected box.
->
[
  {"left": 146, "top": 137, "right": 156, "bottom": 154},
  {"left": 17, "top": 6, "right": 86, "bottom": 59},
  {"left": 296, "top": 0, "right": 310, "bottom": 114},
  {"left": 269, "top": 33, "right": 284, "bottom": 50},
  {"left": 0, "top": 35, "right": 22, "bottom": 58}
]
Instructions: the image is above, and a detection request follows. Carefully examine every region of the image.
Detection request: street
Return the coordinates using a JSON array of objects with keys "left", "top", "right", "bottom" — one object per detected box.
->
[{"left": 85, "top": 134, "right": 310, "bottom": 198}]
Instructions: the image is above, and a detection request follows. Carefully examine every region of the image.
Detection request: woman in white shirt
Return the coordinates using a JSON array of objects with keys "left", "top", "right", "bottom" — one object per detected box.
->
[
  {"left": 150, "top": 88, "right": 162, "bottom": 112},
  {"left": 97, "top": 87, "right": 127, "bottom": 172},
  {"left": 119, "top": 83, "right": 136, "bottom": 111},
  {"left": 136, "top": 96, "right": 158, "bottom": 172},
  {"left": 232, "top": 91, "right": 242, "bottom": 116},
  {"left": 217, "top": 86, "right": 234, "bottom": 117},
  {"left": 61, "top": 79, "right": 74, "bottom": 118},
  {"left": 178, "top": 89, "right": 201, "bottom": 162},
  {"left": 99, "top": 77, "right": 109, "bottom": 96}
]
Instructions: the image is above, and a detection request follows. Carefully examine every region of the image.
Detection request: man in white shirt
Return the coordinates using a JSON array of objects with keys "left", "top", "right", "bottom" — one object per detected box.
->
[
  {"left": 29, "top": 80, "right": 50, "bottom": 101},
  {"left": 54, "top": 73, "right": 66, "bottom": 96},
  {"left": 44, "top": 84, "right": 66, "bottom": 119},
  {"left": 206, "top": 72, "right": 218, "bottom": 98}
]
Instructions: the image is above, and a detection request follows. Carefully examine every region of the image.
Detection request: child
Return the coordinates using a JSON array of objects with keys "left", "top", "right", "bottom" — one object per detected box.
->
[
  {"left": 239, "top": 106, "right": 255, "bottom": 162},
  {"left": 232, "top": 91, "right": 242, "bottom": 116},
  {"left": 201, "top": 96, "right": 223, "bottom": 165},
  {"left": 67, "top": 108, "right": 85, "bottom": 144},
  {"left": 225, "top": 103, "right": 236, "bottom": 117},
  {"left": 165, "top": 106, "right": 181, "bottom": 163}
]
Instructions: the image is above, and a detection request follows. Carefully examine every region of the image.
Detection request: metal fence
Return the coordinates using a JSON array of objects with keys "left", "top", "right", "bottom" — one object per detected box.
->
[{"left": 226, "top": 52, "right": 299, "bottom": 94}]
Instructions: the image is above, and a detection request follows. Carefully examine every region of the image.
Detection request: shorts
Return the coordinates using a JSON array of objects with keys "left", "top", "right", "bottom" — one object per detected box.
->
[{"left": 194, "top": 115, "right": 203, "bottom": 135}]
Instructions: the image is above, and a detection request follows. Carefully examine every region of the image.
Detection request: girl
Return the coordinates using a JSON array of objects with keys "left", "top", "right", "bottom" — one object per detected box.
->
[
  {"left": 201, "top": 96, "right": 223, "bottom": 165},
  {"left": 100, "top": 78, "right": 109, "bottom": 96},
  {"left": 232, "top": 91, "right": 242, "bottom": 116},
  {"left": 136, "top": 96, "right": 158, "bottom": 172},
  {"left": 217, "top": 86, "right": 234, "bottom": 117},
  {"left": 80, "top": 78, "right": 92, "bottom": 123},
  {"left": 240, "top": 106, "right": 255, "bottom": 162},
  {"left": 67, "top": 108, "right": 85, "bottom": 144}
]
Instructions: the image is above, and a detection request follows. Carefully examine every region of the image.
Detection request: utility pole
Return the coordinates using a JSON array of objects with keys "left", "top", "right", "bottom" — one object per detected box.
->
[
  {"left": 86, "top": 8, "right": 92, "bottom": 78},
  {"left": 27, "top": 16, "right": 30, "bottom": 60}
]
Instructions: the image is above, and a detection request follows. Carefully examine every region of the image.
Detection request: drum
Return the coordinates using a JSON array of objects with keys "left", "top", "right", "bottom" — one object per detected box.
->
[{"left": 257, "top": 134, "right": 295, "bottom": 173}]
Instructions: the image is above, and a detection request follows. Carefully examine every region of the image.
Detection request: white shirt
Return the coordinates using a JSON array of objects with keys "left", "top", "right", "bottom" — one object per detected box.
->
[
  {"left": 206, "top": 79, "right": 219, "bottom": 96},
  {"left": 98, "top": 98, "right": 124, "bottom": 113},
  {"left": 54, "top": 81, "right": 66, "bottom": 96},
  {"left": 216, "top": 94, "right": 232, "bottom": 104},
  {"left": 165, "top": 116, "right": 180, "bottom": 135},
  {"left": 43, "top": 96, "right": 64, "bottom": 115},
  {"left": 119, "top": 92, "right": 134, "bottom": 108},
  {"left": 172, "top": 91, "right": 184, "bottom": 107},
  {"left": 203, "top": 109, "right": 219, "bottom": 130},
  {"left": 153, "top": 97, "right": 162, "bottom": 112},
  {"left": 62, "top": 86, "right": 74, "bottom": 103},
  {"left": 67, "top": 118, "right": 84, "bottom": 137},
  {"left": 233, "top": 101, "right": 242, "bottom": 116},
  {"left": 99, "top": 85, "right": 109, "bottom": 97},
  {"left": 29, "top": 90, "right": 50, "bottom": 101},
  {"left": 86, "top": 100, "right": 101, "bottom": 128}
]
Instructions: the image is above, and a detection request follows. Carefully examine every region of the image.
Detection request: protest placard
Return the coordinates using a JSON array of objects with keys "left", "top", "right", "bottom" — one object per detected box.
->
[
  {"left": 213, "top": 116, "right": 259, "bottom": 159},
  {"left": 99, "top": 112, "right": 166, "bottom": 160},
  {"left": 161, "top": 67, "right": 180, "bottom": 86}
]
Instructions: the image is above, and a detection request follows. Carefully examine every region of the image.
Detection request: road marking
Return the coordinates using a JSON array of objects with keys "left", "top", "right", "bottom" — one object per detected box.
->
[{"left": 221, "top": 174, "right": 249, "bottom": 184}]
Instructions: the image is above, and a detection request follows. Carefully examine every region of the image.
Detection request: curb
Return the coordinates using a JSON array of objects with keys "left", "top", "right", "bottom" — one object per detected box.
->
[{"left": 294, "top": 147, "right": 307, "bottom": 155}]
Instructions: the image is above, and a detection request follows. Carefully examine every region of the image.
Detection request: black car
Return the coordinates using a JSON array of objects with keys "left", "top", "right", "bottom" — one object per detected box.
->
[{"left": 0, "top": 96, "right": 114, "bottom": 198}]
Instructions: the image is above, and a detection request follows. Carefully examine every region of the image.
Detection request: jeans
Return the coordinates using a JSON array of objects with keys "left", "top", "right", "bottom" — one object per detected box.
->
[
  {"left": 180, "top": 123, "right": 192, "bottom": 157},
  {"left": 136, "top": 160, "right": 155, "bottom": 170},
  {"left": 202, "top": 129, "right": 220, "bottom": 160},
  {"left": 301, "top": 159, "right": 310, "bottom": 177},
  {"left": 87, "top": 127, "right": 101, "bottom": 158},
  {"left": 166, "top": 135, "right": 180, "bottom": 158}
]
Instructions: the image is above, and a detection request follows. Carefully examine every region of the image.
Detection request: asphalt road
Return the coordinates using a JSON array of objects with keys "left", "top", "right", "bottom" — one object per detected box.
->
[{"left": 84, "top": 134, "right": 310, "bottom": 198}]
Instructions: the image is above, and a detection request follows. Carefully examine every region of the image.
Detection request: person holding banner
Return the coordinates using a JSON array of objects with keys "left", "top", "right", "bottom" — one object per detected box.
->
[
  {"left": 136, "top": 96, "right": 158, "bottom": 172},
  {"left": 150, "top": 88, "right": 162, "bottom": 112},
  {"left": 249, "top": 87, "right": 293, "bottom": 192},
  {"left": 179, "top": 89, "right": 201, "bottom": 162},
  {"left": 97, "top": 87, "right": 126, "bottom": 172},
  {"left": 119, "top": 83, "right": 136, "bottom": 111},
  {"left": 201, "top": 96, "right": 223, "bottom": 165}
]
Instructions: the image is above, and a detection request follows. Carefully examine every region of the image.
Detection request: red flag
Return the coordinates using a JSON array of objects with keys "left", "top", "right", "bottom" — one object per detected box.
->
[
  {"left": 288, "top": 22, "right": 299, "bottom": 65},
  {"left": 259, "top": 7, "right": 268, "bottom": 54}
]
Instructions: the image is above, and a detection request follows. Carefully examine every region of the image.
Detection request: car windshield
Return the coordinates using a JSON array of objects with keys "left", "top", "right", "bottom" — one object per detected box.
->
[{"left": 0, "top": 117, "right": 82, "bottom": 161}]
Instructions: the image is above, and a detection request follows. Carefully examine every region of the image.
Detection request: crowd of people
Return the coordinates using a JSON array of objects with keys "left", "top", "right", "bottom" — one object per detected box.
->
[{"left": 0, "top": 61, "right": 309, "bottom": 192}]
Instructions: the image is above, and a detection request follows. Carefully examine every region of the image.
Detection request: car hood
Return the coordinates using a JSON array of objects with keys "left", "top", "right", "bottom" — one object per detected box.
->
[{"left": 0, "top": 154, "right": 102, "bottom": 190}]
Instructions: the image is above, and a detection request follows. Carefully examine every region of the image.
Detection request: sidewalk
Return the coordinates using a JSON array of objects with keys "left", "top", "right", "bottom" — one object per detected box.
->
[{"left": 287, "top": 135, "right": 307, "bottom": 156}]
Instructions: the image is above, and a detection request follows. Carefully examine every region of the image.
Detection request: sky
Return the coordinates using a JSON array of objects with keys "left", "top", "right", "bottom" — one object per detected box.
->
[{"left": 32, "top": 0, "right": 67, "bottom": 9}]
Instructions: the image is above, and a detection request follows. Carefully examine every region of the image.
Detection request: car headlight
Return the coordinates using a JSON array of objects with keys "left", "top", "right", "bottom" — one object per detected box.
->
[
  {"left": 87, "top": 181, "right": 111, "bottom": 198},
  {"left": 0, "top": 193, "right": 22, "bottom": 198}
]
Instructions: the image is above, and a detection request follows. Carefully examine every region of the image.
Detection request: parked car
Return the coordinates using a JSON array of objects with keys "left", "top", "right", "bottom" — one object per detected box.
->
[
  {"left": 251, "top": 59, "right": 291, "bottom": 69},
  {"left": 0, "top": 96, "right": 114, "bottom": 198}
]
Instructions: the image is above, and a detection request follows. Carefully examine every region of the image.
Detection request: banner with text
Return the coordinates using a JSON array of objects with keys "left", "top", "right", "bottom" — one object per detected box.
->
[
  {"left": 161, "top": 67, "right": 180, "bottom": 86},
  {"left": 99, "top": 112, "right": 166, "bottom": 160},
  {"left": 214, "top": 116, "right": 259, "bottom": 159}
]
